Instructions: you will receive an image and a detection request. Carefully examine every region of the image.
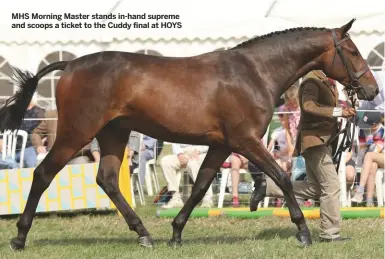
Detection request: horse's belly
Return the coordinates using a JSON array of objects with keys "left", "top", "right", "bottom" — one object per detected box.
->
[{"left": 119, "top": 114, "right": 224, "bottom": 146}]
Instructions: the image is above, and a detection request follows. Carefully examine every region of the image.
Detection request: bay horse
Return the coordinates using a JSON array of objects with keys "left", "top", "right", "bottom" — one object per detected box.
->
[{"left": 0, "top": 19, "right": 378, "bottom": 250}]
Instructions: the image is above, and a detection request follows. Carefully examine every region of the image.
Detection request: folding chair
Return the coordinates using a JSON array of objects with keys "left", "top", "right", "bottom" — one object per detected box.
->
[
  {"left": 131, "top": 134, "right": 145, "bottom": 205},
  {"left": 1, "top": 129, "right": 28, "bottom": 168},
  {"left": 375, "top": 168, "right": 385, "bottom": 207}
]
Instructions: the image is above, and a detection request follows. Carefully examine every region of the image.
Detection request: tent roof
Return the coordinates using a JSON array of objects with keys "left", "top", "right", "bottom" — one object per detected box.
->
[
  {"left": 268, "top": 0, "right": 384, "bottom": 34},
  {"left": 0, "top": 0, "right": 383, "bottom": 44}
]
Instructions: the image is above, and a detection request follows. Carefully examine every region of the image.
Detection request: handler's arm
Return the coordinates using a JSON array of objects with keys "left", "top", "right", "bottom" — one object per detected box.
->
[{"left": 302, "top": 82, "right": 342, "bottom": 118}]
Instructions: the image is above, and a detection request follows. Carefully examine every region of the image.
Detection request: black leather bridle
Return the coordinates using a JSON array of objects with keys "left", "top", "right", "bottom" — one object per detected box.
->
[
  {"left": 331, "top": 29, "right": 369, "bottom": 98},
  {"left": 327, "top": 29, "right": 370, "bottom": 172}
]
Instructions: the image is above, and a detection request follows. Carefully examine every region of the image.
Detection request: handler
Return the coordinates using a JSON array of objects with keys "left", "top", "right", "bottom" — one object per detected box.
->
[{"left": 250, "top": 70, "right": 356, "bottom": 242}]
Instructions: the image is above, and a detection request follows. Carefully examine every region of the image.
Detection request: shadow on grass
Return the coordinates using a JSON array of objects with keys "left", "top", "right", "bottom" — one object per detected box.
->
[
  {"left": 0, "top": 209, "right": 116, "bottom": 220},
  {"left": 32, "top": 227, "right": 317, "bottom": 247},
  {"left": 33, "top": 236, "right": 252, "bottom": 247},
  {"left": 255, "top": 227, "right": 319, "bottom": 241},
  {"left": 183, "top": 236, "right": 260, "bottom": 245},
  {"left": 33, "top": 237, "right": 168, "bottom": 246}
]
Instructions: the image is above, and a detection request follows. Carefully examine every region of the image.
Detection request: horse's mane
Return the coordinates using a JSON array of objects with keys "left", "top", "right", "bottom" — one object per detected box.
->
[{"left": 232, "top": 27, "right": 330, "bottom": 49}]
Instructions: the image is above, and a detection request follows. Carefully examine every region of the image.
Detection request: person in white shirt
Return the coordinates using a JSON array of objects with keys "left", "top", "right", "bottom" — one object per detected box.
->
[{"left": 160, "top": 143, "right": 213, "bottom": 209}]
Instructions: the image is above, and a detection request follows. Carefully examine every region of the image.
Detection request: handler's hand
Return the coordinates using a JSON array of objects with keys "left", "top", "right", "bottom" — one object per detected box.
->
[{"left": 342, "top": 107, "right": 356, "bottom": 118}]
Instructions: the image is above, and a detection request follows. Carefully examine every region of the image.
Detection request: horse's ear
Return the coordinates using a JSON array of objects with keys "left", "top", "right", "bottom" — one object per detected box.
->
[{"left": 340, "top": 18, "right": 356, "bottom": 36}]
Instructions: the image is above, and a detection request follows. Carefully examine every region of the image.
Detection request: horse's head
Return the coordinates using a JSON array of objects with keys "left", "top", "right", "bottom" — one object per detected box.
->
[{"left": 321, "top": 19, "right": 378, "bottom": 101}]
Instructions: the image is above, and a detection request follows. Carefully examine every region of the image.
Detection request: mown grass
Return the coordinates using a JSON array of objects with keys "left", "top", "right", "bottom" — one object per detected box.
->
[
  {"left": 0, "top": 144, "right": 383, "bottom": 258},
  {"left": 0, "top": 201, "right": 383, "bottom": 259}
]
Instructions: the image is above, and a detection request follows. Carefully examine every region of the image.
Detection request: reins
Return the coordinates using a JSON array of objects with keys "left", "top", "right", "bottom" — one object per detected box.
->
[
  {"left": 326, "top": 91, "right": 357, "bottom": 173},
  {"left": 324, "top": 29, "right": 370, "bottom": 173}
]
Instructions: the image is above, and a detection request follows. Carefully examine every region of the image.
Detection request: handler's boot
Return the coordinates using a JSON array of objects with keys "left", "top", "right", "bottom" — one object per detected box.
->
[{"left": 249, "top": 172, "right": 267, "bottom": 212}]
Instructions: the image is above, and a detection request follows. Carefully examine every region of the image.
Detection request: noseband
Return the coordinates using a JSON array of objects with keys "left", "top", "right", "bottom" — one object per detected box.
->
[
  {"left": 327, "top": 29, "right": 370, "bottom": 172},
  {"left": 331, "top": 29, "right": 369, "bottom": 98}
]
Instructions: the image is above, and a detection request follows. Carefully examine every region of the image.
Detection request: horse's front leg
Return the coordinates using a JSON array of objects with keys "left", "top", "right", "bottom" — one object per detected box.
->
[
  {"left": 168, "top": 146, "right": 230, "bottom": 247},
  {"left": 238, "top": 133, "right": 312, "bottom": 246}
]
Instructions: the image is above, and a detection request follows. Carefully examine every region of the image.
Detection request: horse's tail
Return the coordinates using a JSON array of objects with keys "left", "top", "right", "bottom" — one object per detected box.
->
[{"left": 0, "top": 61, "right": 68, "bottom": 132}]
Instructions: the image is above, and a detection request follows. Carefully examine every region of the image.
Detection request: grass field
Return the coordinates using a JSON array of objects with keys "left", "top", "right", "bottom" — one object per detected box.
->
[
  {"left": 0, "top": 145, "right": 384, "bottom": 259},
  {"left": 0, "top": 201, "right": 384, "bottom": 259}
]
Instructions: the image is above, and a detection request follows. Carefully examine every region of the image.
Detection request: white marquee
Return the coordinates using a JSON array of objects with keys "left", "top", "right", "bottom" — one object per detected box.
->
[{"left": 0, "top": 0, "right": 383, "bottom": 109}]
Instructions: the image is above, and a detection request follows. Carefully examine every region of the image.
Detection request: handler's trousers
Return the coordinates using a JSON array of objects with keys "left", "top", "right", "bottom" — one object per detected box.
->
[{"left": 266, "top": 144, "right": 341, "bottom": 239}]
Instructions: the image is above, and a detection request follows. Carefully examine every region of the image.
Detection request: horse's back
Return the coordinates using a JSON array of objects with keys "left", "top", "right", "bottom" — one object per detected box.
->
[{"left": 56, "top": 50, "right": 230, "bottom": 142}]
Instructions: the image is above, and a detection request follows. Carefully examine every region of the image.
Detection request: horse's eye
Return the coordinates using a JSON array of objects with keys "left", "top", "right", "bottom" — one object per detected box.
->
[{"left": 351, "top": 51, "right": 358, "bottom": 56}]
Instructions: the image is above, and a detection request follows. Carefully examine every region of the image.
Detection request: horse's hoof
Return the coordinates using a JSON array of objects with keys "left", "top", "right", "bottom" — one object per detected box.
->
[
  {"left": 295, "top": 232, "right": 312, "bottom": 247},
  {"left": 138, "top": 236, "right": 154, "bottom": 248},
  {"left": 9, "top": 238, "right": 25, "bottom": 251},
  {"left": 168, "top": 239, "right": 182, "bottom": 248}
]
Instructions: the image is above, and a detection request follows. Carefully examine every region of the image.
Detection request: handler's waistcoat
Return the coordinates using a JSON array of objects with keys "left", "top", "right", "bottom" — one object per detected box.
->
[{"left": 293, "top": 71, "right": 340, "bottom": 156}]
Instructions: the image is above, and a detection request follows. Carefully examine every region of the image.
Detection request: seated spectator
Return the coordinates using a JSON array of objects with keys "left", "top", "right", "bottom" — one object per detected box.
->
[
  {"left": 229, "top": 153, "right": 248, "bottom": 207},
  {"left": 277, "top": 85, "right": 307, "bottom": 182},
  {"left": 279, "top": 83, "right": 300, "bottom": 145},
  {"left": 90, "top": 131, "right": 141, "bottom": 174},
  {"left": 267, "top": 108, "right": 294, "bottom": 177},
  {"left": 11, "top": 96, "right": 45, "bottom": 168},
  {"left": 127, "top": 131, "right": 140, "bottom": 174},
  {"left": 351, "top": 112, "right": 384, "bottom": 206},
  {"left": 138, "top": 135, "right": 157, "bottom": 185},
  {"left": 160, "top": 143, "right": 213, "bottom": 209},
  {"left": 31, "top": 109, "right": 96, "bottom": 164},
  {"left": 345, "top": 151, "right": 357, "bottom": 189},
  {"left": 343, "top": 107, "right": 361, "bottom": 187},
  {"left": 90, "top": 138, "right": 100, "bottom": 163}
]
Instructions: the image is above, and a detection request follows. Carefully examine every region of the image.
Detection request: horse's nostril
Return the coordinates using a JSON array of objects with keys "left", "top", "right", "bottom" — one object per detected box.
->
[{"left": 375, "top": 88, "right": 379, "bottom": 95}]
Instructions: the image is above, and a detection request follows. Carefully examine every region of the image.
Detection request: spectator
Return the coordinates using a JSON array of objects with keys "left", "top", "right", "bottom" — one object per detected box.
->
[
  {"left": 90, "top": 131, "right": 142, "bottom": 174},
  {"left": 279, "top": 83, "right": 300, "bottom": 144},
  {"left": 90, "top": 138, "right": 100, "bottom": 163},
  {"left": 351, "top": 112, "right": 384, "bottom": 206},
  {"left": 229, "top": 153, "right": 248, "bottom": 207},
  {"left": 127, "top": 131, "right": 141, "bottom": 174},
  {"left": 31, "top": 109, "right": 96, "bottom": 164},
  {"left": 160, "top": 143, "right": 213, "bottom": 209},
  {"left": 268, "top": 106, "right": 294, "bottom": 176},
  {"left": 15, "top": 96, "right": 45, "bottom": 168},
  {"left": 345, "top": 151, "right": 357, "bottom": 189},
  {"left": 138, "top": 135, "right": 157, "bottom": 185},
  {"left": 279, "top": 84, "right": 306, "bottom": 182}
]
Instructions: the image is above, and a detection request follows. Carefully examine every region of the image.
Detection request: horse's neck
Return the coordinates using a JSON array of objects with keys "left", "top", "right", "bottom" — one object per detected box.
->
[{"left": 241, "top": 32, "right": 328, "bottom": 98}]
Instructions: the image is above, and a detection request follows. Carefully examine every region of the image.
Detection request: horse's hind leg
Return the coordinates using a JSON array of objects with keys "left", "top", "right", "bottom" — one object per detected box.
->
[
  {"left": 10, "top": 135, "right": 91, "bottom": 250},
  {"left": 237, "top": 134, "right": 312, "bottom": 246},
  {"left": 95, "top": 125, "right": 153, "bottom": 248},
  {"left": 169, "top": 146, "right": 230, "bottom": 247}
]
